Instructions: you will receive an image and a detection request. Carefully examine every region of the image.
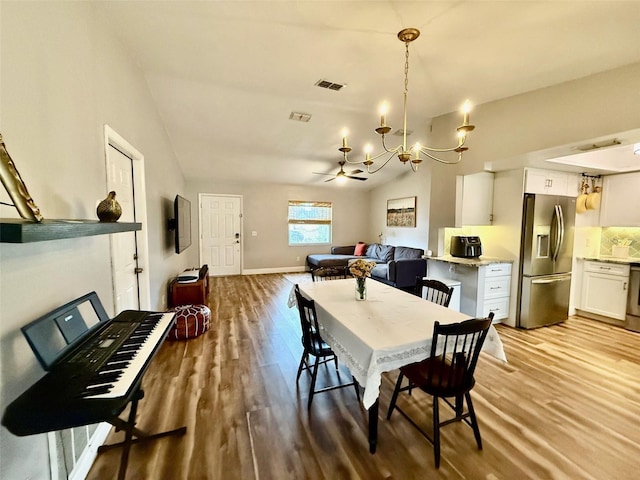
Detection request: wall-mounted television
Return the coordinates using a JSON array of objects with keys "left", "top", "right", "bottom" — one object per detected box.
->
[{"left": 168, "top": 195, "right": 192, "bottom": 254}]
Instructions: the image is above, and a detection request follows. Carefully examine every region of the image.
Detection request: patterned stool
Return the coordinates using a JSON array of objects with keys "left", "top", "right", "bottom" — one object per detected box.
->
[{"left": 168, "top": 304, "right": 211, "bottom": 340}]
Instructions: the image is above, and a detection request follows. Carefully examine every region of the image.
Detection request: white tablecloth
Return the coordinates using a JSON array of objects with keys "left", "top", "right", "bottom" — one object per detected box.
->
[{"left": 290, "top": 279, "right": 506, "bottom": 409}]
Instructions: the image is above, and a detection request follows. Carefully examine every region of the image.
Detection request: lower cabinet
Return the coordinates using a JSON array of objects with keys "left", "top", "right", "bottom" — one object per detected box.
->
[
  {"left": 427, "top": 261, "right": 512, "bottom": 321},
  {"left": 580, "top": 261, "right": 629, "bottom": 321}
]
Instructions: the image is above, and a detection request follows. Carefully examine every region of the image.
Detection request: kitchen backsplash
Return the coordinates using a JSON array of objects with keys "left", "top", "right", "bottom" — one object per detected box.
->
[
  {"left": 600, "top": 227, "right": 640, "bottom": 258},
  {"left": 442, "top": 225, "right": 640, "bottom": 259}
]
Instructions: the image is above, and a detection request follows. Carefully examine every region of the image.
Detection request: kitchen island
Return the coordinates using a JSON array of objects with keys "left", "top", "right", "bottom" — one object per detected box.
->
[{"left": 427, "top": 256, "right": 514, "bottom": 322}]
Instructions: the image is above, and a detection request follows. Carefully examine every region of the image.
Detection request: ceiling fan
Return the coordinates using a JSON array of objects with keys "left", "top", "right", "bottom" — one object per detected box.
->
[{"left": 313, "top": 161, "right": 368, "bottom": 182}]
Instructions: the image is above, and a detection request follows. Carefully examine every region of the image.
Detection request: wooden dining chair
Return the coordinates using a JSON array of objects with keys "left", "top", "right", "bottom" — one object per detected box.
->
[
  {"left": 386, "top": 313, "right": 494, "bottom": 468},
  {"left": 294, "top": 285, "right": 360, "bottom": 408},
  {"left": 415, "top": 277, "right": 454, "bottom": 307}
]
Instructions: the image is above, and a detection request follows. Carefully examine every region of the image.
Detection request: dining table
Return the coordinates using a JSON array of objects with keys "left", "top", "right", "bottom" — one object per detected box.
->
[{"left": 294, "top": 278, "right": 506, "bottom": 454}]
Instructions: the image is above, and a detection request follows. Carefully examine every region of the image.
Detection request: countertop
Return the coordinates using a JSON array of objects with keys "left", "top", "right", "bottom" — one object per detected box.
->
[
  {"left": 580, "top": 256, "right": 640, "bottom": 266},
  {"left": 427, "top": 255, "right": 514, "bottom": 267}
]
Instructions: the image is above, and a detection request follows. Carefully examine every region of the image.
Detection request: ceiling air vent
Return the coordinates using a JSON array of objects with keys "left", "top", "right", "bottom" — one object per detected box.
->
[
  {"left": 393, "top": 129, "right": 413, "bottom": 137},
  {"left": 315, "top": 79, "right": 346, "bottom": 91},
  {"left": 289, "top": 112, "right": 312, "bottom": 122}
]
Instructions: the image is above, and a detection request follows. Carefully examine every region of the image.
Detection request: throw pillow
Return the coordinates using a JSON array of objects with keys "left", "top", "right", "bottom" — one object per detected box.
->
[{"left": 354, "top": 243, "right": 367, "bottom": 256}]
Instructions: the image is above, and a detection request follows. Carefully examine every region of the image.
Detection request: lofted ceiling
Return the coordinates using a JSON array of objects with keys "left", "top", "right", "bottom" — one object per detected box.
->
[{"left": 95, "top": 1, "right": 640, "bottom": 189}]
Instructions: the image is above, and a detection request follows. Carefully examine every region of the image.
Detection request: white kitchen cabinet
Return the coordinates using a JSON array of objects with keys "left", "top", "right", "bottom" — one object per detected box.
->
[
  {"left": 524, "top": 168, "right": 580, "bottom": 197},
  {"left": 455, "top": 172, "right": 494, "bottom": 227},
  {"left": 580, "top": 261, "right": 630, "bottom": 321},
  {"left": 427, "top": 260, "right": 512, "bottom": 321},
  {"left": 599, "top": 172, "right": 640, "bottom": 226}
]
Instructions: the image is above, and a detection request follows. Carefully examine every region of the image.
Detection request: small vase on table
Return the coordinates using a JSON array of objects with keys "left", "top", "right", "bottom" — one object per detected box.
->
[{"left": 355, "top": 277, "right": 367, "bottom": 301}]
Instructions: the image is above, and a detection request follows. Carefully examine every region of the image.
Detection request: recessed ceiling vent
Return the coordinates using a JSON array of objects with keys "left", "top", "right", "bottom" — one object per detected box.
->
[
  {"left": 289, "top": 112, "right": 312, "bottom": 122},
  {"left": 573, "top": 138, "right": 621, "bottom": 152},
  {"left": 393, "top": 129, "right": 412, "bottom": 137},
  {"left": 315, "top": 79, "right": 346, "bottom": 91}
]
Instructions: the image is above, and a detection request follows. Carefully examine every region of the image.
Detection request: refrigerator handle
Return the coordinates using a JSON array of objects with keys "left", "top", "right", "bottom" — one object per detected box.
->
[
  {"left": 557, "top": 204, "right": 565, "bottom": 261},
  {"left": 532, "top": 276, "right": 571, "bottom": 284},
  {"left": 552, "top": 204, "right": 564, "bottom": 262}
]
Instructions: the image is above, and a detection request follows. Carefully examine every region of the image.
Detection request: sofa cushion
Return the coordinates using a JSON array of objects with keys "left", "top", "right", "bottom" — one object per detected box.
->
[
  {"left": 331, "top": 245, "right": 356, "bottom": 255},
  {"left": 366, "top": 243, "right": 395, "bottom": 263},
  {"left": 394, "top": 246, "right": 424, "bottom": 260},
  {"left": 354, "top": 242, "right": 367, "bottom": 256},
  {"left": 307, "top": 254, "right": 359, "bottom": 268},
  {"left": 371, "top": 263, "right": 389, "bottom": 280}
]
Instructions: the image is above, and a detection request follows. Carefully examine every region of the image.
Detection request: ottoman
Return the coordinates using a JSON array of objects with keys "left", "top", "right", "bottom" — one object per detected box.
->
[{"left": 168, "top": 304, "right": 211, "bottom": 340}]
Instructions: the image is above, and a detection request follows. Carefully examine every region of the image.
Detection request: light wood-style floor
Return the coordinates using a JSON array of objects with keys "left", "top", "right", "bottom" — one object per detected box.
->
[{"left": 87, "top": 273, "right": 640, "bottom": 479}]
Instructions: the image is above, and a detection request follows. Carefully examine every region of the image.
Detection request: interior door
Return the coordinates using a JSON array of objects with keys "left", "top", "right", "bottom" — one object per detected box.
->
[
  {"left": 106, "top": 144, "right": 140, "bottom": 313},
  {"left": 200, "top": 194, "right": 242, "bottom": 276}
]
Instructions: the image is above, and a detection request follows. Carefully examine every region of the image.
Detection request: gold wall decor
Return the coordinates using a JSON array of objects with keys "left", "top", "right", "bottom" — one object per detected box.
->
[{"left": 0, "top": 133, "right": 44, "bottom": 222}]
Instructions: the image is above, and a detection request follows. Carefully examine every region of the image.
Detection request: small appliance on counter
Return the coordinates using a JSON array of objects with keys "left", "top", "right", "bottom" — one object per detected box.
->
[{"left": 450, "top": 236, "right": 483, "bottom": 258}]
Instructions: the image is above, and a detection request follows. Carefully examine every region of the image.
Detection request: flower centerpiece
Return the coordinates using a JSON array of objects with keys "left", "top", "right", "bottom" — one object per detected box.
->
[{"left": 349, "top": 259, "right": 376, "bottom": 300}]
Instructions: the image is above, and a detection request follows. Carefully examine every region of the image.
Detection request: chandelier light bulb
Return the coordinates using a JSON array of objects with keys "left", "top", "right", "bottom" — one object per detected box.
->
[
  {"left": 462, "top": 100, "right": 472, "bottom": 126},
  {"left": 379, "top": 103, "right": 388, "bottom": 127},
  {"left": 341, "top": 128, "right": 349, "bottom": 148},
  {"left": 412, "top": 143, "right": 421, "bottom": 160}
]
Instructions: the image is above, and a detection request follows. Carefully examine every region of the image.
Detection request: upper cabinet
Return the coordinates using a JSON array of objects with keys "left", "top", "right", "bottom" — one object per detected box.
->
[
  {"left": 599, "top": 172, "right": 640, "bottom": 227},
  {"left": 455, "top": 172, "right": 494, "bottom": 227},
  {"left": 524, "top": 168, "right": 580, "bottom": 197}
]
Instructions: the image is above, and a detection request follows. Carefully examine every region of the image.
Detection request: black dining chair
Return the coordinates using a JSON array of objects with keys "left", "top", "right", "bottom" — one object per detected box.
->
[
  {"left": 415, "top": 277, "right": 454, "bottom": 307},
  {"left": 386, "top": 313, "right": 494, "bottom": 468},
  {"left": 294, "top": 285, "right": 360, "bottom": 408}
]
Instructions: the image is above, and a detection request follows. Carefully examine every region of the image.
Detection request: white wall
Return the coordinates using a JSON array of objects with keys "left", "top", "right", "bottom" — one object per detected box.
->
[
  {"left": 185, "top": 180, "right": 372, "bottom": 270},
  {"left": 368, "top": 166, "right": 432, "bottom": 251},
  {"left": 0, "top": 3, "right": 188, "bottom": 478}
]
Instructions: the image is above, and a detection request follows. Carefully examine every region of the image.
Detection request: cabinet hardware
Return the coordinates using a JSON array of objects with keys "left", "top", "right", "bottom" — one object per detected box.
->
[{"left": 134, "top": 267, "right": 143, "bottom": 274}]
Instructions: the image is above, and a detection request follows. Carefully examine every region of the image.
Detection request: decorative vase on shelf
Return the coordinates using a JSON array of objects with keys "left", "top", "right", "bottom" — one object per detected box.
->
[
  {"left": 96, "top": 191, "right": 122, "bottom": 222},
  {"left": 355, "top": 277, "right": 367, "bottom": 301}
]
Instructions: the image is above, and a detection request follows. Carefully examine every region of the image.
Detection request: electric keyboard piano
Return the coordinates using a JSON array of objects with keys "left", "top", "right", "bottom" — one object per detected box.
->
[{"left": 2, "top": 292, "right": 186, "bottom": 480}]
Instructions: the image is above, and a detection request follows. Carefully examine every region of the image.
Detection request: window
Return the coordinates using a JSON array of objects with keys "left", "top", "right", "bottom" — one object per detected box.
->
[{"left": 288, "top": 201, "right": 332, "bottom": 245}]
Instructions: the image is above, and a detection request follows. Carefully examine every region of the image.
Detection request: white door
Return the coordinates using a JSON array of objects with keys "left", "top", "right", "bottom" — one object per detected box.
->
[
  {"left": 200, "top": 194, "right": 242, "bottom": 276},
  {"left": 107, "top": 145, "right": 140, "bottom": 313},
  {"left": 104, "top": 125, "right": 151, "bottom": 314}
]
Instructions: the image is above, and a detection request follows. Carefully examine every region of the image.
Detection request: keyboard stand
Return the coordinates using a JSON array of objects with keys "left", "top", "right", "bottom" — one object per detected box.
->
[{"left": 97, "top": 388, "right": 187, "bottom": 480}]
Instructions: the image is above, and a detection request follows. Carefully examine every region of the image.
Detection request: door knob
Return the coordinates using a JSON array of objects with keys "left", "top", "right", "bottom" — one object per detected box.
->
[{"left": 134, "top": 267, "right": 144, "bottom": 274}]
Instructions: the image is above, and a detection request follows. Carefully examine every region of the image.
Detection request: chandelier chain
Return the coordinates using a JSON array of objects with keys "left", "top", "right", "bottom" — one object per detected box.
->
[{"left": 404, "top": 41, "right": 409, "bottom": 97}]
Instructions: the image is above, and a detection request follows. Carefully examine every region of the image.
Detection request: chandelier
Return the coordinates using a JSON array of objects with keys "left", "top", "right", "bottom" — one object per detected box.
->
[{"left": 339, "top": 28, "right": 475, "bottom": 173}]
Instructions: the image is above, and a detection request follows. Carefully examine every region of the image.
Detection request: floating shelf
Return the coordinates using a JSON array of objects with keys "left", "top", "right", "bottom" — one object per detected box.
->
[{"left": 0, "top": 218, "right": 142, "bottom": 243}]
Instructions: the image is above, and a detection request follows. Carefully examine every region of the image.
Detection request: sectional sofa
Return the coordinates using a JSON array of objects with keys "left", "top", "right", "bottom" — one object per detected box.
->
[{"left": 306, "top": 243, "right": 427, "bottom": 290}]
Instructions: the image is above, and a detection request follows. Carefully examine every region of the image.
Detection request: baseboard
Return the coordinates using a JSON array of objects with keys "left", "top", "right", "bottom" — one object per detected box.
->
[
  {"left": 70, "top": 423, "right": 111, "bottom": 480},
  {"left": 575, "top": 309, "right": 625, "bottom": 327},
  {"left": 242, "top": 266, "right": 307, "bottom": 275}
]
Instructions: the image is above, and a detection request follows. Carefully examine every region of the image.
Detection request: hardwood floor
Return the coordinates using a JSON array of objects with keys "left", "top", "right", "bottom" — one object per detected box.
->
[{"left": 86, "top": 273, "right": 640, "bottom": 479}]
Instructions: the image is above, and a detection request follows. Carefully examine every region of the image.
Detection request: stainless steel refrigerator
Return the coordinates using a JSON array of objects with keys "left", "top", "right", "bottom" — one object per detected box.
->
[{"left": 516, "top": 193, "right": 576, "bottom": 329}]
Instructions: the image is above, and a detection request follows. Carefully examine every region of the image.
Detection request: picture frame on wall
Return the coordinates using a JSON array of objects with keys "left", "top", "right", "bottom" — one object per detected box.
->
[{"left": 386, "top": 196, "right": 416, "bottom": 227}]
